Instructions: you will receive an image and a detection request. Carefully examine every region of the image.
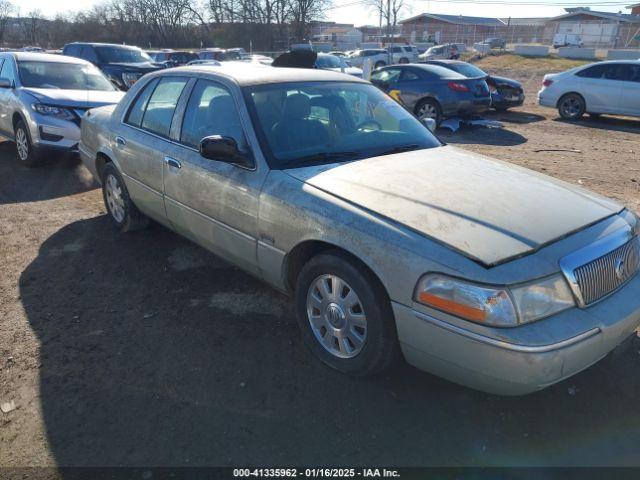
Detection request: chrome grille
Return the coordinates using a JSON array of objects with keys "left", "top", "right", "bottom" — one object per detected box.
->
[{"left": 573, "top": 237, "right": 640, "bottom": 305}]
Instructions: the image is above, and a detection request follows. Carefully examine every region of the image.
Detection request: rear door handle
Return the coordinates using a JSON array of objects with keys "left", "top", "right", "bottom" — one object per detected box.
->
[
  {"left": 115, "top": 136, "right": 126, "bottom": 147},
  {"left": 164, "top": 156, "right": 181, "bottom": 169}
]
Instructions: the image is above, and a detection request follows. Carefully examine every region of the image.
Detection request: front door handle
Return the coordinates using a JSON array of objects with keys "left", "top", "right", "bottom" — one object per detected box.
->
[
  {"left": 164, "top": 156, "right": 181, "bottom": 169},
  {"left": 115, "top": 136, "right": 126, "bottom": 147}
]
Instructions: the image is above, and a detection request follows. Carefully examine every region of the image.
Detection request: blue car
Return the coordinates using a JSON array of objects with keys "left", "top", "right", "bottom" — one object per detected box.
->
[
  {"left": 424, "top": 59, "right": 525, "bottom": 111},
  {"left": 371, "top": 64, "right": 491, "bottom": 124}
]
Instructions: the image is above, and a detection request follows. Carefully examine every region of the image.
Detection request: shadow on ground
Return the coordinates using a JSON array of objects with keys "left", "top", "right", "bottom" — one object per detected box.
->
[
  {"left": 0, "top": 141, "right": 97, "bottom": 204},
  {"left": 439, "top": 126, "right": 527, "bottom": 147},
  {"left": 20, "top": 215, "right": 640, "bottom": 467},
  {"left": 553, "top": 115, "right": 640, "bottom": 134}
]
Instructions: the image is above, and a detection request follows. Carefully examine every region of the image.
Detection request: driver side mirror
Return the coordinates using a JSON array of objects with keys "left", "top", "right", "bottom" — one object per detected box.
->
[
  {"left": 200, "top": 135, "right": 252, "bottom": 168},
  {"left": 422, "top": 117, "right": 437, "bottom": 133},
  {"left": 0, "top": 77, "right": 13, "bottom": 89}
]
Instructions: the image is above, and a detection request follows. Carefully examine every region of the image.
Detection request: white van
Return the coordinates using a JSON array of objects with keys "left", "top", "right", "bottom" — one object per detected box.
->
[{"left": 553, "top": 33, "right": 583, "bottom": 49}]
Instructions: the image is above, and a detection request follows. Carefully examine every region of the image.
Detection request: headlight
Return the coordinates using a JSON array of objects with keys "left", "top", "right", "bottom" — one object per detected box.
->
[
  {"left": 32, "top": 103, "right": 75, "bottom": 121},
  {"left": 414, "top": 273, "right": 575, "bottom": 327},
  {"left": 122, "top": 72, "right": 142, "bottom": 88}
]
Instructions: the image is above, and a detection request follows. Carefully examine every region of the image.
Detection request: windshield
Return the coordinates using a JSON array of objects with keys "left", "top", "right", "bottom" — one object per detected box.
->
[
  {"left": 17, "top": 61, "right": 116, "bottom": 91},
  {"left": 449, "top": 63, "right": 486, "bottom": 78},
  {"left": 316, "top": 55, "right": 343, "bottom": 69},
  {"left": 96, "top": 46, "right": 152, "bottom": 63},
  {"left": 245, "top": 81, "right": 441, "bottom": 169}
]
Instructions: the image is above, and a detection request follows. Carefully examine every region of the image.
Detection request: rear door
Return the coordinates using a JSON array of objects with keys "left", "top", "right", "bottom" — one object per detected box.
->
[
  {"left": 575, "top": 63, "right": 622, "bottom": 113},
  {"left": 112, "top": 75, "right": 190, "bottom": 225}
]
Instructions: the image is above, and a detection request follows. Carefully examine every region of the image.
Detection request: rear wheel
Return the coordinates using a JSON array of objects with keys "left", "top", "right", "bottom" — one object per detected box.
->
[
  {"left": 14, "top": 120, "right": 42, "bottom": 167},
  {"left": 398, "top": 57, "right": 409, "bottom": 64},
  {"left": 415, "top": 98, "right": 442, "bottom": 125},
  {"left": 374, "top": 60, "right": 386, "bottom": 69},
  {"left": 101, "top": 162, "right": 149, "bottom": 232},
  {"left": 295, "top": 251, "right": 399, "bottom": 376},
  {"left": 558, "top": 93, "right": 585, "bottom": 121}
]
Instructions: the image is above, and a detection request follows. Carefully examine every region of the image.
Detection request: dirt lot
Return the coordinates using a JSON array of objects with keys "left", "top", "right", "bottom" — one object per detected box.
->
[{"left": 2, "top": 55, "right": 640, "bottom": 468}]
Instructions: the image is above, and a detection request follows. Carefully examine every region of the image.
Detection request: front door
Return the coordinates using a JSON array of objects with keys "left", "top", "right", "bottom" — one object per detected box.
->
[
  {"left": 112, "top": 76, "right": 189, "bottom": 225},
  {"left": 162, "top": 78, "right": 264, "bottom": 275},
  {"left": 615, "top": 63, "right": 640, "bottom": 116}
]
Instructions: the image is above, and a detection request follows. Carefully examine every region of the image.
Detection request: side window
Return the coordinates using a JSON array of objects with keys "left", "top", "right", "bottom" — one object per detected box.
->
[
  {"left": 629, "top": 65, "right": 640, "bottom": 83},
  {"left": 180, "top": 80, "right": 248, "bottom": 152},
  {"left": 81, "top": 46, "right": 99, "bottom": 64},
  {"left": 605, "top": 64, "right": 637, "bottom": 82},
  {"left": 0, "top": 59, "right": 4, "bottom": 73},
  {"left": 126, "top": 78, "right": 159, "bottom": 128},
  {"left": 372, "top": 69, "right": 401, "bottom": 83},
  {"left": 0, "top": 59, "right": 14, "bottom": 83},
  {"left": 576, "top": 64, "right": 605, "bottom": 79},
  {"left": 140, "top": 77, "right": 188, "bottom": 137},
  {"left": 400, "top": 70, "right": 420, "bottom": 81},
  {"left": 65, "top": 45, "right": 81, "bottom": 57}
]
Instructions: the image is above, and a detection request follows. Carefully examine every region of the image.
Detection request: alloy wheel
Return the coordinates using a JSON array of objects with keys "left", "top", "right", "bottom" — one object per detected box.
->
[
  {"left": 105, "top": 174, "right": 126, "bottom": 223},
  {"left": 16, "top": 128, "right": 29, "bottom": 162},
  {"left": 560, "top": 96, "right": 582, "bottom": 119},
  {"left": 306, "top": 274, "right": 367, "bottom": 359},
  {"left": 418, "top": 103, "right": 438, "bottom": 120}
]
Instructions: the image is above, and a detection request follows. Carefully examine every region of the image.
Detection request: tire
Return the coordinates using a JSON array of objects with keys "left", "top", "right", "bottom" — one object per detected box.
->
[
  {"left": 558, "top": 93, "right": 585, "bottom": 121},
  {"left": 398, "top": 57, "right": 409, "bottom": 64},
  {"left": 14, "top": 120, "right": 42, "bottom": 167},
  {"left": 374, "top": 60, "right": 386, "bottom": 69},
  {"left": 415, "top": 98, "right": 442, "bottom": 125},
  {"left": 101, "top": 162, "right": 150, "bottom": 232},
  {"left": 295, "top": 250, "right": 399, "bottom": 377}
]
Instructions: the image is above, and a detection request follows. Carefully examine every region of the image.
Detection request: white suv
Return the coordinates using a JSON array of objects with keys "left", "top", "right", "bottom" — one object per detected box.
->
[
  {"left": 387, "top": 45, "right": 418, "bottom": 64},
  {"left": 347, "top": 49, "right": 390, "bottom": 69}
]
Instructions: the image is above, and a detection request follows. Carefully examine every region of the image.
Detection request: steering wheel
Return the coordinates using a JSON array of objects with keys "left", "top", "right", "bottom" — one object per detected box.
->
[{"left": 356, "top": 119, "right": 382, "bottom": 131}]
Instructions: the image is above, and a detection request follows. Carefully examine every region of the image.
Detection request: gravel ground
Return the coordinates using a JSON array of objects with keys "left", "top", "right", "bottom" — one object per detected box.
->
[{"left": 1, "top": 61, "right": 640, "bottom": 468}]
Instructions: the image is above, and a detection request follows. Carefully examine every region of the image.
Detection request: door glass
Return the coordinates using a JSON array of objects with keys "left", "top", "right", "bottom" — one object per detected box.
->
[
  {"left": 180, "top": 80, "right": 248, "bottom": 152},
  {"left": 126, "top": 78, "right": 159, "bottom": 128},
  {"left": 400, "top": 70, "right": 420, "bottom": 82},
  {"left": 576, "top": 64, "right": 606, "bottom": 79},
  {"left": 141, "top": 77, "right": 188, "bottom": 137},
  {"left": 81, "top": 46, "right": 99, "bottom": 64},
  {"left": 0, "top": 59, "right": 14, "bottom": 83}
]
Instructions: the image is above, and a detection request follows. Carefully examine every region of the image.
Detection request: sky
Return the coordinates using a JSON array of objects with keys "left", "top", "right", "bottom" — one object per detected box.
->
[{"left": 16, "top": 0, "right": 636, "bottom": 26}]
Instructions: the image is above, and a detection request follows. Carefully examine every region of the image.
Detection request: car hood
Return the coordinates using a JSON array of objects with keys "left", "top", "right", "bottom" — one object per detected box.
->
[
  {"left": 488, "top": 75, "right": 521, "bottom": 88},
  {"left": 284, "top": 146, "right": 622, "bottom": 267},
  {"left": 23, "top": 88, "right": 125, "bottom": 108}
]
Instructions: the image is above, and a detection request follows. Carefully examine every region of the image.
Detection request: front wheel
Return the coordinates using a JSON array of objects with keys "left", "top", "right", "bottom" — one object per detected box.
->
[
  {"left": 15, "top": 120, "right": 42, "bottom": 167},
  {"left": 295, "top": 251, "right": 399, "bottom": 376},
  {"left": 101, "top": 162, "right": 149, "bottom": 232},
  {"left": 558, "top": 93, "right": 585, "bottom": 121}
]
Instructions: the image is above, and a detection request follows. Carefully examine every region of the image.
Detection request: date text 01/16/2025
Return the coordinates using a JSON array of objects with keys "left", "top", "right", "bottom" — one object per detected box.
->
[{"left": 233, "top": 468, "right": 401, "bottom": 478}]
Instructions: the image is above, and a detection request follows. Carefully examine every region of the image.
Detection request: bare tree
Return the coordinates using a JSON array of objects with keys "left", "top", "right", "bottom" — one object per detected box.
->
[
  {"left": 20, "top": 9, "right": 44, "bottom": 46},
  {"left": 0, "top": 0, "right": 15, "bottom": 46}
]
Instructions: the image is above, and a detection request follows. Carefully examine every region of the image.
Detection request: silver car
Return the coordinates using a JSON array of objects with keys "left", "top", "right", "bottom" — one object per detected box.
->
[
  {"left": 79, "top": 64, "right": 640, "bottom": 395},
  {"left": 0, "top": 52, "right": 124, "bottom": 166}
]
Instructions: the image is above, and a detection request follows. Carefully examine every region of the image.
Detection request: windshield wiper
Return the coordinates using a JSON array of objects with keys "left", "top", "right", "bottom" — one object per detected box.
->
[
  {"left": 281, "top": 151, "right": 360, "bottom": 169},
  {"left": 377, "top": 144, "right": 423, "bottom": 156}
]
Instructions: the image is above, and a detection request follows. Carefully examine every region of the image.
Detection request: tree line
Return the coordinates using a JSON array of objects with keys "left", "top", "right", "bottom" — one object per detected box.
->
[{"left": 0, "top": 0, "right": 333, "bottom": 51}]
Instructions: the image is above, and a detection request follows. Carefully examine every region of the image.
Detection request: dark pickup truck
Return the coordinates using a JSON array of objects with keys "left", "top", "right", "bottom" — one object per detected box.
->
[{"left": 62, "top": 42, "right": 164, "bottom": 91}]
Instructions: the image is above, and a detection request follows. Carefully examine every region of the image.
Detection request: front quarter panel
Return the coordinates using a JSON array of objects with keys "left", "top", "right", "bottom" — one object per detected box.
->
[{"left": 257, "top": 169, "right": 473, "bottom": 304}]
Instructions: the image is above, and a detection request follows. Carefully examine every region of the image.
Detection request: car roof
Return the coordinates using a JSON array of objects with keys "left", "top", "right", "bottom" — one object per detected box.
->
[
  {"left": 6, "top": 51, "right": 91, "bottom": 64},
  {"left": 66, "top": 42, "right": 142, "bottom": 49},
  {"left": 383, "top": 63, "right": 466, "bottom": 78},
  {"left": 170, "top": 63, "right": 367, "bottom": 86},
  {"left": 425, "top": 59, "right": 465, "bottom": 65}
]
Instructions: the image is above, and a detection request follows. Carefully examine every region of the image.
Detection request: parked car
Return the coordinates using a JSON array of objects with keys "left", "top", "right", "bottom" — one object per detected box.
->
[
  {"left": 315, "top": 53, "right": 363, "bottom": 77},
  {"left": 484, "top": 37, "right": 506, "bottom": 49},
  {"left": 198, "top": 48, "right": 243, "bottom": 62},
  {"left": 387, "top": 45, "right": 419, "bottom": 64},
  {"left": 0, "top": 52, "right": 124, "bottom": 166},
  {"left": 79, "top": 63, "right": 640, "bottom": 395},
  {"left": 272, "top": 50, "right": 363, "bottom": 77},
  {"left": 149, "top": 50, "right": 199, "bottom": 67},
  {"left": 186, "top": 59, "right": 222, "bottom": 66},
  {"left": 419, "top": 43, "right": 461, "bottom": 61},
  {"left": 347, "top": 49, "right": 390, "bottom": 69},
  {"left": 62, "top": 42, "right": 164, "bottom": 91},
  {"left": 424, "top": 59, "right": 525, "bottom": 111},
  {"left": 243, "top": 54, "right": 274, "bottom": 66},
  {"left": 553, "top": 33, "right": 583, "bottom": 49},
  {"left": 371, "top": 64, "right": 491, "bottom": 123},
  {"left": 538, "top": 60, "right": 640, "bottom": 120}
]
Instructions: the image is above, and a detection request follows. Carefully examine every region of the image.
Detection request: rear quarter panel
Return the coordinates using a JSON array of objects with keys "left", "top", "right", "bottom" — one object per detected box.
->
[{"left": 79, "top": 105, "right": 117, "bottom": 182}]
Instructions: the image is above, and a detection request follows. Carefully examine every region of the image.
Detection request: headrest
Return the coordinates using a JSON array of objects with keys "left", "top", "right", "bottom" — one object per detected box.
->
[
  {"left": 208, "top": 95, "right": 236, "bottom": 120},
  {"left": 282, "top": 93, "right": 311, "bottom": 120}
]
